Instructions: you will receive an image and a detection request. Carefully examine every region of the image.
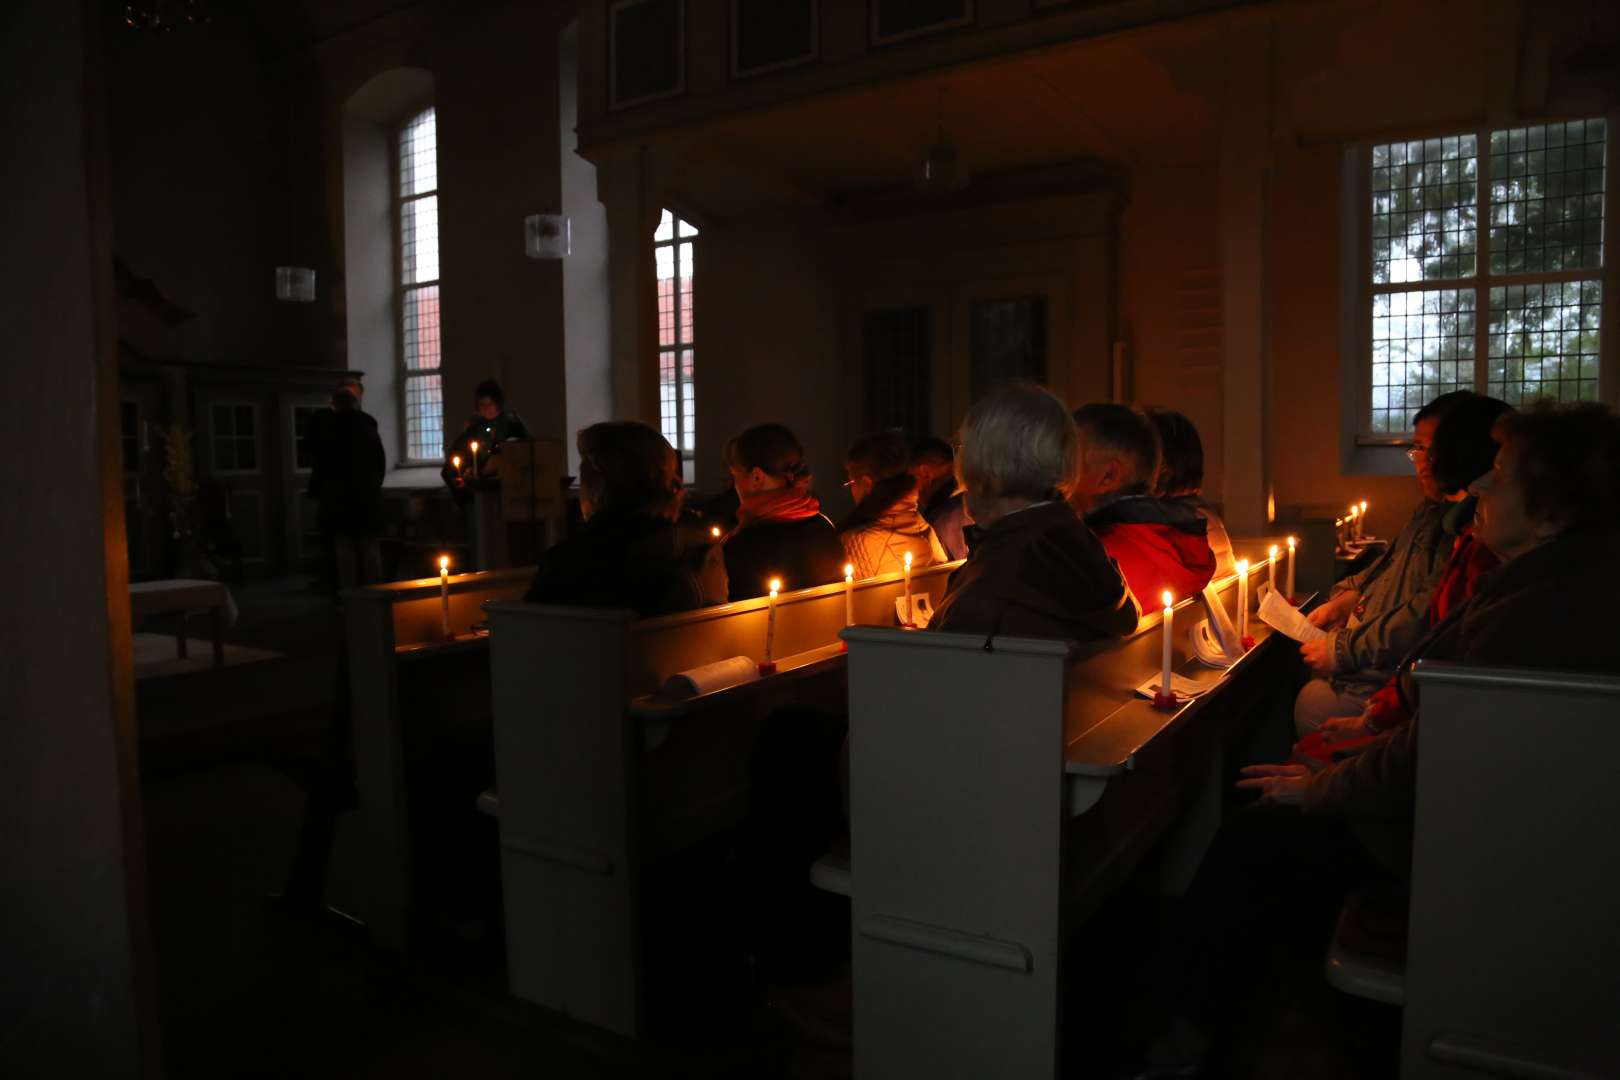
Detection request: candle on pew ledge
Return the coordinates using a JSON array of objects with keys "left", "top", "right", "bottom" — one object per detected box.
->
[
  {"left": 1360, "top": 500, "right": 1369, "bottom": 539},
  {"left": 1268, "top": 544, "right": 1278, "bottom": 596},
  {"left": 1286, "top": 536, "right": 1297, "bottom": 601},
  {"left": 1155, "top": 590, "right": 1176, "bottom": 708},
  {"left": 760, "top": 577, "right": 782, "bottom": 675},
  {"left": 470, "top": 440, "right": 480, "bottom": 480},
  {"left": 438, "top": 554, "right": 451, "bottom": 638},
  {"left": 843, "top": 563, "right": 855, "bottom": 628},
  {"left": 451, "top": 454, "right": 461, "bottom": 481},
  {"left": 1349, "top": 503, "right": 1360, "bottom": 542},
  {"left": 902, "top": 551, "right": 914, "bottom": 628},
  {"left": 1235, "top": 558, "right": 1251, "bottom": 649}
]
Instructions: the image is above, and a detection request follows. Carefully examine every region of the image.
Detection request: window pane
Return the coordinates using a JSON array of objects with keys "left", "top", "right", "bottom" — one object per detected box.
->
[
  {"left": 659, "top": 349, "right": 678, "bottom": 448},
  {"left": 403, "top": 285, "right": 441, "bottom": 371},
  {"left": 1371, "top": 135, "right": 1478, "bottom": 284},
  {"left": 1369, "top": 289, "right": 1477, "bottom": 432},
  {"left": 677, "top": 216, "right": 699, "bottom": 238},
  {"left": 399, "top": 108, "right": 437, "bottom": 198},
  {"left": 1487, "top": 280, "right": 1602, "bottom": 405},
  {"left": 971, "top": 297, "right": 1048, "bottom": 401},
  {"left": 1489, "top": 119, "right": 1606, "bottom": 275},
  {"left": 657, "top": 251, "right": 675, "bottom": 347},
  {"left": 654, "top": 208, "right": 674, "bottom": 241},
  {"left": 235, "top": 404, "right": 255, "bottom": 437},
  {"left": 678, "top": 241, "right": 694, "bottom": 343},
  {"left": 862, "top": 307, "right": 932, "bottom": 437},
  {"left": 401, "top": 194, "right": 440, "bottom": 284},
  {"left": 405, "top": 373, "right": 444, "bottom": 461},
  {"left": 680, "top": 348, "right": 695, "bottom": 454}
]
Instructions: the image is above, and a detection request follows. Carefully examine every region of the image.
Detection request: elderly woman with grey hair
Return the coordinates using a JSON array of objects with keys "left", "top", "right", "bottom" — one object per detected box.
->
[{"left": 932, "top": 383, "right": 1139, "bottom": 641}]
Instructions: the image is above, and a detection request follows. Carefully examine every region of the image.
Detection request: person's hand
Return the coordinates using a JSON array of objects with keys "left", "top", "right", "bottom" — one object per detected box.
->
[
  {"left": 1237, "top": 763, "right": 1312, "bottom": 806},
  {"left": 1317, "top": 713, "right": 1370, "bottom": 745},
  {"left": 1307, "top": 591, "right": 1357, "bottom": 629},
  {"left": 1299, "top": 637, "right": 1334, "bottom": 678}
]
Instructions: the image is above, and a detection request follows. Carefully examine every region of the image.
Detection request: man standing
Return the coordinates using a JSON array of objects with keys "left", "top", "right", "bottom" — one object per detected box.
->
[
  {"left": 307, "top": 378, "right": 386, "bottom": 590},
  {"left": 1292, "top": 391, "right": 1470, "bottom": 735}
]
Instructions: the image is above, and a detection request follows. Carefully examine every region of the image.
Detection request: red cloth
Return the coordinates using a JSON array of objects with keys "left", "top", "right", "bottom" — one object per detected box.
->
[
  {"left": 1094, "top": 521, "right": 1217, "bottom": 606},
  {"left": 1359, "top": 528, "right": 1499, "bottom": 734},
  {"left": 733, "top": 485, "right": 824, "bottom": 532}
]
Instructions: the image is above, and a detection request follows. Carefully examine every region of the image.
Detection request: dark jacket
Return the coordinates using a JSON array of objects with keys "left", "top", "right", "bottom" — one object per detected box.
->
[
  {"left": 927, "top": 491, "right": 971, "bottom": 562},
  {"left": 1302, "top": 526, "right": 1620, "bottom": 829},
  {"left": 442, "top": 410, "right": 531, "bottom": 488},
  {"left": 932, "top": 500, "right": 1139, "bottom": 642},
  {"left": 523, "top": 508, "right": 704, "bottom": 617},
  {"left": 723, "top": 514, "right": 846, "bottom": 601},
  {"left": 1328, "top": 498, "right": 1451, "bottom": 693},
  {"left": 1085, "top": 495, "right": 1218, "bottom": 604},
  {"left": 309, "top": 405, "right": 385, "bottom": 537}
]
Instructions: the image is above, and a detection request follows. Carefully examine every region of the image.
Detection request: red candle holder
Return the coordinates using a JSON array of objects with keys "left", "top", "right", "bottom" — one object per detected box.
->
[
  {"left": 757, "top": 660, "right": 778, "bottom": 676},
  {"left": 1151, "top": 691, "right": 1179, "bottom": 709},
  {"left": 1241, "top": 635, "right": 1256, "bottom": 651}
]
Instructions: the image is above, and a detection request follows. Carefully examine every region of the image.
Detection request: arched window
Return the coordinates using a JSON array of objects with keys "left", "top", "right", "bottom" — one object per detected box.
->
[
  {"left": 399, "top": 107, "right": 442, "bottom": 462},
  {"left": 655, "top": 208, "right": 697, "bottom": 482}
]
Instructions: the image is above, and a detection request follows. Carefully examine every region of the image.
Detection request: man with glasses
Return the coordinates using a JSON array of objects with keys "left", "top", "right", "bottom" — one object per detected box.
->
[{"left": 1292, "top": 391, "right": 1471, "bottom": 736}]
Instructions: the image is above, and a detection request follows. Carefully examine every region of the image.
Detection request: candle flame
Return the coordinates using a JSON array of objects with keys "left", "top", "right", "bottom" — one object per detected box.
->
[
  {"left": 903, "top": 551, "right": 913, "bottom": 568},
  {"left": 452, "top": 455, "right": 460, "bottom": 468},
  {"left": 1161, "top": 590, "right": 1173, "bottom": 610},
  {"left": 1287, "top": 535, "right": 1297, "bottom": 549},
  {"left": 844, "top": 563, "right": 854, "bottom": 580},
  {"left": 470, "top": 440, "right": 479, "bottom": 455},
  {"left": 710, "top": 525, "right": 722, "bottom": 538},
  {"left": 438, "top": 555, "right": 449, "bottom": 571},
  {"left": 768, "top": 577, "right": 781, "bottom": 595},
  {"left": 1360, "top": 500, "right": 1368, "bottom": 512},
  {"left": 1235, "top": 559, "right": 1250, "bottom": 575},
  {"left": 1269, "top": 544, "right": 1279, "bottom": 558}
]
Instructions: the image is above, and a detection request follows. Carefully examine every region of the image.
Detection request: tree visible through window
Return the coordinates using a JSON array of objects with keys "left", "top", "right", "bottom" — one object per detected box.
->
[
  {"left": 656, "top": 208, "right": 697, "bottom": 483},
  {"left": 399, "top": 107, "right": 443, "bottom": 462},
  {"left": 1366, "top": 118, "right": 1605, "bottom": 435}
]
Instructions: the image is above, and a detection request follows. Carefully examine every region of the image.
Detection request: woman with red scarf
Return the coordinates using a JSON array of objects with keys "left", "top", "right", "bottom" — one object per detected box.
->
[{"left": 722, "top": 423, "right": 846, "bottom": 602}]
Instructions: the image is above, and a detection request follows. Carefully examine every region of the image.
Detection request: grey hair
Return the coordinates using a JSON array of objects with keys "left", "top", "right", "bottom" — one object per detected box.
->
[{"left": 955, "top": 383, "right": 1080, "bottom": 502}]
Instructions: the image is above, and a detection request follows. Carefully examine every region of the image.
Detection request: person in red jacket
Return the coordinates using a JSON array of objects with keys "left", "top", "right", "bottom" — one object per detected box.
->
[
  {"left": 1070, "top": 403, "right": 1217, "bottom": 605},
  {"left": 1299, "top": 393, "right": 1512, "bottom": 760}
]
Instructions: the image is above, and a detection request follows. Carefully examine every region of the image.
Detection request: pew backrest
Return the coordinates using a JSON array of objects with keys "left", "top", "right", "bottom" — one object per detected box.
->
[{"left": 1404, "top": 661, "right": 1620, "bottom": 1080}]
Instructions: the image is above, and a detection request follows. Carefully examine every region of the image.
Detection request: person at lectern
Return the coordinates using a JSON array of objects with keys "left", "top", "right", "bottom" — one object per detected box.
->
[
  {"left": 442, "top": 378, "right": 530, "bottom": 492},
  {"left": 838, "top": 430, "right": 947, "bottom": 578},
  {"left": 720, "top": 423, "right": 845, "bottom": 601},
  {"left": 522, "top": 422, "right": 707, "bottom": 616},
  {"left": 930, "top": 383, "right": 1137, "bottom": 640}
]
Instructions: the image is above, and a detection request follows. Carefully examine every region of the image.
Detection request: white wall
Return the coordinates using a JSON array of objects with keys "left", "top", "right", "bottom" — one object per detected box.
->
[
  {"left": 342, "top": 110, "right": 401, "bottom": 467},
  {"left": 560, "top": 21, "right": 612, "bottom": 475}
]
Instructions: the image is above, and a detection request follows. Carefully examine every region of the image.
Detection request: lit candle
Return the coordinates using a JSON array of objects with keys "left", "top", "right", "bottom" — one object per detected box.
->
[
  {"left": 1159, "top": 590, "right": 1175, "bottom": 704},
  {"left": 902, "top": 551, "right": 914, "bottom": 627},
  {"left": 843, "top": 563, "right": 855, "bottom": 627},
  {"left": 1286, "top": 536, "right": 1297, "bottom": 600},
  {"left": 710, "top": 525, "right": 722, "bottom": 540},
  {"left": 451, "top": 454, "right": 461, "bottom": 479},
  {"left": 1235, "top": 558, "right": 1250, "bottom": 645},
  {"left": 1268, "top": 544, "right": 1278, "bottom": 596},
  {"left": 1349, "top": 503, "right": 1360, "bottom": 542},
  {"left": 470, "top": 440, "right": 480, "bottom": 480},
  {"left": 762, "top": 577, "right": 781, "bottom": 670},
  {"left": 438, "top": 554, "right": 451, "bottom": 638},
  {"left": 1359, "top": 500, "right": 1369, "bottom": 539}
]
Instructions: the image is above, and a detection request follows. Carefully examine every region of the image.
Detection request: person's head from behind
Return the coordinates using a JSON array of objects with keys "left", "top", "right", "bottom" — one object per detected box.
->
[
  {"left": 1474, "top": 402, "right": 1620, "bottom": 560},
  {"left": 844, "top": 430, "right": 912, "bottom": 507},
  {"left": 474, "top": 379, "right": 505, "bottom": 422},
  {"left": 1429, "top": 395, "right": 1512, "bottom": 499},
  {"left": 1410, "top": 390, "right": 1476, "bottom": 501},
  {"left": 576, "top": 421, "right": 681, "bottom": 522},
  {"left": 337, "top": 377, "right": 364, "bottom": 405},
  {"left": 1144, "top": 407, "right": 1204, "bottom": 498},
  {"left": 910, "top": 436, "right": 956, "bottom": 503},
  {"left": 1070, "top": 403, "right": 1160, "bottom": 512},
  {"left": 955, "top": 383, "right": 1078, "bottom": 527},
  {"left": 726, "top": 423, "right": 812, "bottom": 496}
]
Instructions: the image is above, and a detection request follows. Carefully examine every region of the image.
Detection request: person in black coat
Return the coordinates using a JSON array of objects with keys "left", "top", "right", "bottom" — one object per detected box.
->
[
  {"left": 307, "top": 383, "right": 386, "bottom": 590},
  {"left": 721, "top": 423, "right": 845, "bottom": 602},
  {"left": 524, "top": 421, "right": 715, "bottom": 616}
]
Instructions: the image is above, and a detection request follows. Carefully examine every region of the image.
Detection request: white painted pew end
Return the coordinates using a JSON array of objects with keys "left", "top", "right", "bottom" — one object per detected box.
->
[{"left": 1323, "top": 891, "right": 1405, "bottom": 1007}]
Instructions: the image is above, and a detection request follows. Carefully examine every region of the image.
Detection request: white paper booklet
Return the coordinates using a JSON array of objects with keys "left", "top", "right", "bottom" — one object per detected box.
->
[
  {"left": 1258, "top": 588, "right": 1327, "bottom": 643},
  {"left": 663, "top": 655, "right": 761, "bottom": 699},
  {"left": 1135, "top": 672, "right": 1212, "bottom": 700},
  {"left": 895, "top": 594, "right": 934, "bottom": 628}
]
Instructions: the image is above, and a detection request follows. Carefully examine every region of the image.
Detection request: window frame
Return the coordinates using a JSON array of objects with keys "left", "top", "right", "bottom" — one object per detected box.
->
[
  {"left": 208, "top": 401, "right": 261, "bottom": 477},
  {"left": 394, "top": 105, "right": 443, "bottom": 467},
  {"left": 1348, "top": 115, "right": 1618, "bottom": 448},
  {"left": 655, "top": 208, "right": 698, "bottom": 483}
]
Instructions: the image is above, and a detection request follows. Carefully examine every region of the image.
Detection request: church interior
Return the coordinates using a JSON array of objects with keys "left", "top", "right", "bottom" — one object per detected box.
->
[{"left": 6, "top": 0, "right": 1620, "bottom": 1077}]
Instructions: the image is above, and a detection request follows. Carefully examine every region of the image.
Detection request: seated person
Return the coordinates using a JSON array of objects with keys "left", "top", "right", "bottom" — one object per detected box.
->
[
  {"left": 1071, "top": 403, "right": 1216, "bottom": 603},
  {"left": 721, "top": 423, "right": 845, "bottom": 601},
  {"left": 523, "top": 422, "right": 707, "bottom": 616},
  {"left": 1129, "top": 401, "right": 1620, "bottom": 1077},
  {"left": 1306, "top": 394, "right": 1512, "bottom": 753},
  {"left": 1294, "top": 391, "right": 1472, "bottom": 736},
  {"left": 442, "top": 378, "right": 530, "bottom": 490},
  {"left": 1145, "top": 406, "right": 1235, "bottom": 579},
  {"left": 910, "top": 436, "right": 959, "bottom": 519},
  {"left": 926, "top": 488, "right": 971, "bottom": 562},
  {"left": 839, "top": 430, "right": 948, "bottom": 578},
  {"left": 931, "top": 383, "right": 1137, "bottom": 640}
]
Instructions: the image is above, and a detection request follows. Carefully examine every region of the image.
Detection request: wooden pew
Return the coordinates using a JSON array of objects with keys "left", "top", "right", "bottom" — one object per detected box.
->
[
  {"left": 841, "top": 565, "right": 1295, "bottom": 1079},
  {"left": 1402, "top": 662, "right": 1620, "bottom": 1079},
  {"left": 339, "top": 567, "right": 533, "bottom": 952},
  {"left": 483, "top": 562, "right": 959, "bottom": 1037}
]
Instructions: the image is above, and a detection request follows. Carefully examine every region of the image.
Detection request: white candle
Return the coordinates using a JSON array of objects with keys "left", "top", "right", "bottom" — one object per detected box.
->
[
  {"left": 451, "top": 454, "right": 461, "bottom": 480},
  {"left": 764, "top": 577, "right": 781, "bottom": 665},
  {"left": 438, "top": 554, "right": 451, "bottom": 637},
  {"left": 844, "top": 563, "right": 855, "bottom": 627},
  {"left": 710, "top": 525, "right": 722, "bottom": 540},
  {"left": 1236, "top": 558, "right": 1250, "bottom": 644},
  {"left": 902, "top": 551, "right": 914, "bottom": 627},
  {"left": 1359, "top": 500, "right": 1369, "bottom": 539},
  {"left": 470, "top": 440, "right": 480, "bottom": 480},
  {"left": 1349, "top": 503, "right": 1359, "bottom": 542},
  {"left": 1268, "top": 544, "right": 1278, "bottom": 596},
  {"left": 1286, "top": 536, "right": 1297, "bottom": 600},
  {"left": 1160, "top": 590, "right": 1174, "bottom": 702}
]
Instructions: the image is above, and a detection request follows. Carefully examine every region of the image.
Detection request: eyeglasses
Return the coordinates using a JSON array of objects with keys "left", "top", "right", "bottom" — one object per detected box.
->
[{"left": 1405, "top": 443, "right": 1430, "bottom": 461}]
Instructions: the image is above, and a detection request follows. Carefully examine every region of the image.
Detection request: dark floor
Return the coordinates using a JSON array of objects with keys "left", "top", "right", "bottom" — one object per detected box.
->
[{"left": 138, "top": 575, "right": 1399, "bottom": 1078}]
